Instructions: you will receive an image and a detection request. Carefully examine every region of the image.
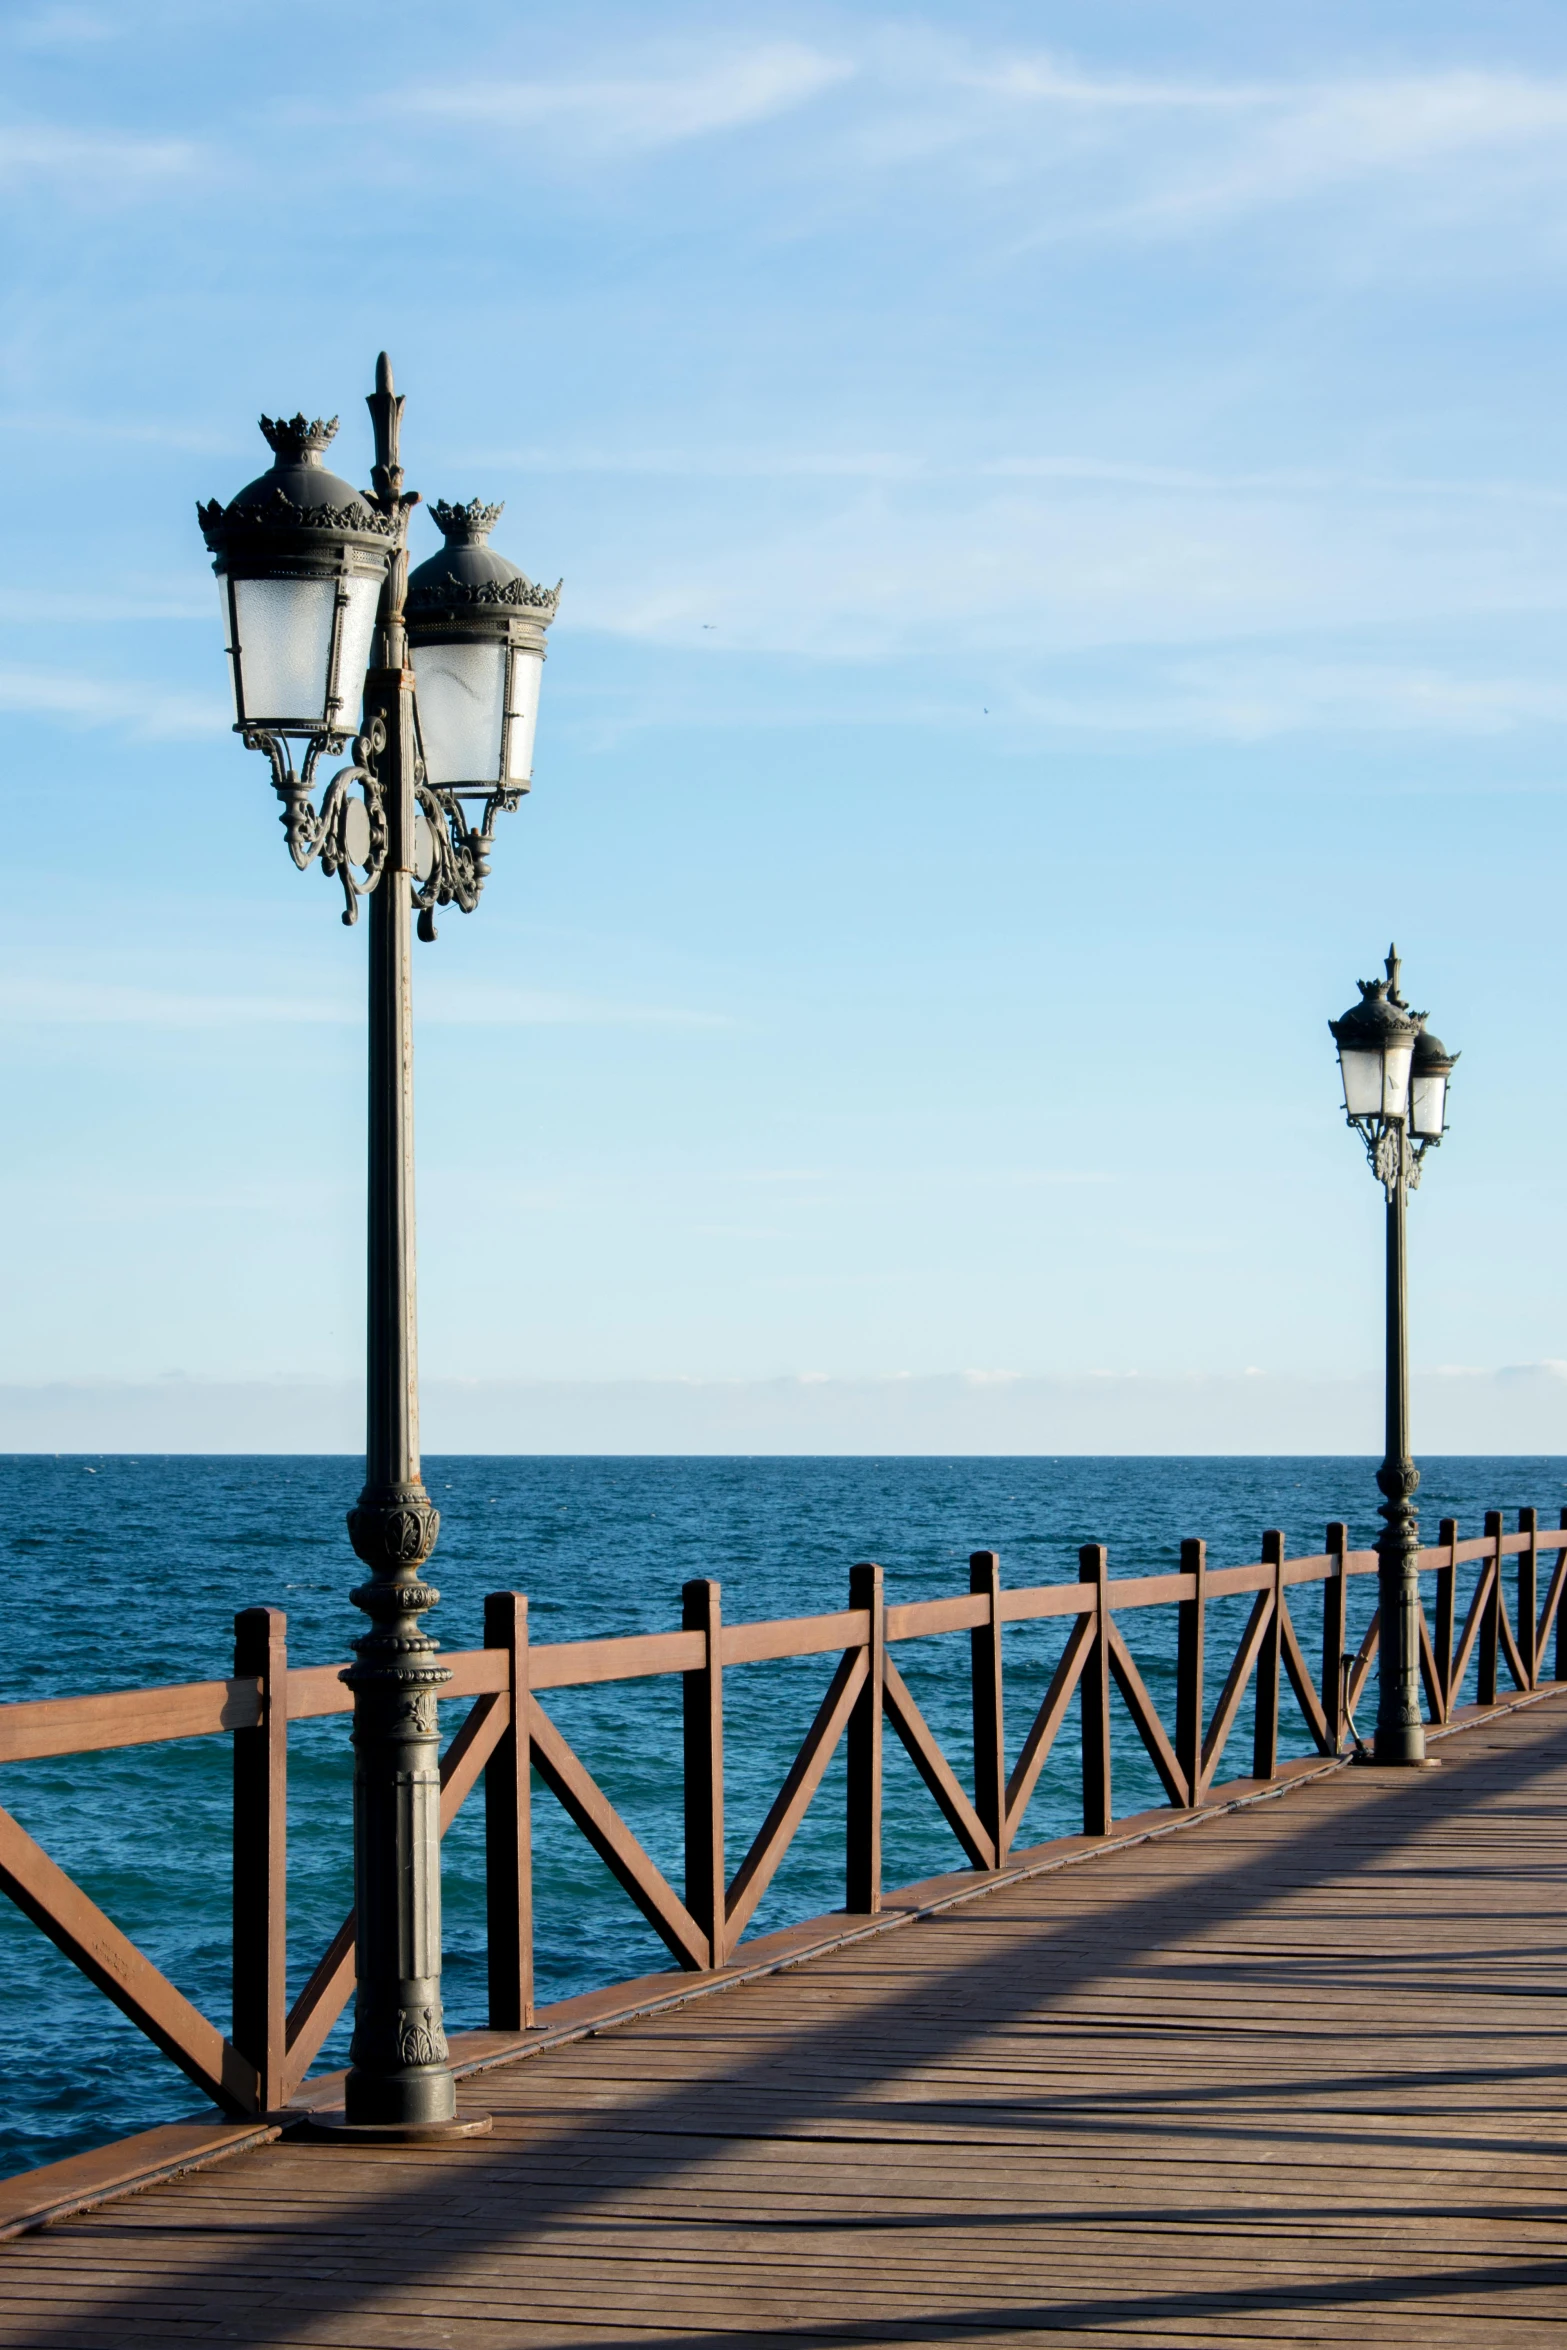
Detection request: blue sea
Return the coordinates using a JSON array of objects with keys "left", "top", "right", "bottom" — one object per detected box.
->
[{"left": 2, "top": 1452, "right": 1561, "bottom": 2182}]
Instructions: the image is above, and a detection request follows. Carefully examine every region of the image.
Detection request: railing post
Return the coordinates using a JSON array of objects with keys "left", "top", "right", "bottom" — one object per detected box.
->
[
  {"left": 1253, "top": 1531, "right": 1284, "bottom": 1782},
  {"left": 969, "top": 1550, "right": 1005, "bottom": 1867},
  {"left": 1079, "top": 1545, "right": 1112, "bottom": 1837},
  {"left": 483, "top": 1591, "right": 533, "bottom": 2030},
  {"left": 846, "top": 1563, "right": 884, "bottom": 1914},
  {"left": 1557, "top": 1507, "right": 1567, "bottom": 1682},
  {"left": 1175, "top": 1538, "right": 1205, "bottom": 1807},
  {"left": 232, "top": 1606, "right": 288, "bottom": 2115},
  {"left": 682, "top": 1578, "right": 726, "bottom": 1968},
  {"left": 1433, "top": 1518, "right": 1457, "bottom": 1723},
  {"left": 1517, "top": 1508, "right": 1539, "bottom": 1691},
  {"left": 1322, "top": 1523, "right": 1348, "bottom": 1753},
  {"left": 1480, "top": 1509, "right": 1502, "bottom": 1706}
]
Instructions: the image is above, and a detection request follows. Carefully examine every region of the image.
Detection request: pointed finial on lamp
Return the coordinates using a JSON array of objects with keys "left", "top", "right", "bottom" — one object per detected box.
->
[{"left": 365, "top": 351, "right": 408, "bottom": 512}]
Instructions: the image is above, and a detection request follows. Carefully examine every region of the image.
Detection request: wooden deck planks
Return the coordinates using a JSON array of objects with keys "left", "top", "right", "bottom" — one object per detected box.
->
[{"left": 5, "top": 1696, "right": 1567, "bottom": 2344}]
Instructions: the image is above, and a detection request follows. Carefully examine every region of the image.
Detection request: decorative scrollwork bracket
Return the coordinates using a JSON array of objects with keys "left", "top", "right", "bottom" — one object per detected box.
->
[
  {"left": 1358, "top": 1119, "right": 1436, "bottom": 1201},
  {"left": 411, "top": 774, "right": 522, "bottom": 942},
  {"left": 1369, "top": 1124, "right": 1402, "bottom": 1199},
  {"left": 242, "top": 717, "right": 390, "bottom": 926}
]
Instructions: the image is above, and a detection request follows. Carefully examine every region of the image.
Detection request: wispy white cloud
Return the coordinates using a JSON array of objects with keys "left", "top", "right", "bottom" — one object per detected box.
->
[
  {"left": 1114, "top": 71, "right": 1567, "bottom": 234},
  {"left": 564, "top": 462, "right": 1567, "bottom": 664},
  {"left": 0, "top": 410, "right": 238, "bottom": 453},
  {"left": 0, "top": 976, "right": 731, "bottom": 1032},
  {"left": 382, "top": 41, "right": 851, "bottom": 153},
  {"left": 1010, "top": 657, "right": 1567, "bottom": 742},
  {"left": 724, "top": 1164, "right": 1113, "bottom": 1191},
  {"left": 773, "top": 34, "right": 1567, "bottom": 255},
  {"left": 0, "top": 666, "right": 225, "bottom": 738},
  {"left": 0, "top": 584, "right": 211, "bottom": 623},
  {"left": 417, "top": 981, "right": 733, "bottom": 1030},
  {"left": 964, "top": 57, "right": 1267, "bottom": 112},
  {"left": 926, "top": 51, "right": 1567, "bottom": 239},
  {"left": 962, "top": 49, "right": 1567, "bottom": 148},
  {"left": 468, "top": 440, "right": 1567, "bottom": 511},
  {"left": 464, "top": 420, "right": 1567, "bottom": 734},
  {"left": 0, "top": 121, "right": 194, "bottom": 188},
  {"left": 554, "top": 612, "right": 1567, "bottom": 745},
  {"left": 0, "top": 981, "right": 349, "bottom": 1029},
  {"left": 7, "top": 8, "right": 118, "bottom": 50},
  {"left": 460, "top": 442, "right": 927, "bottom": 484}
]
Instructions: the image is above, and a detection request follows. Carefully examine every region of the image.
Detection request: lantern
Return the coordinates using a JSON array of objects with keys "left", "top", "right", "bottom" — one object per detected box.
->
[
  {"left": 405, "top": 501, "right": 559, "bottom": 794},
  {"left": 1410, "top": 1023, "right": 1458, "bottom": 1142},
  {"left": 1330, "top": 966, "right": 1419, "bottom": 1127},
  {"left": 198, "top": 414, "right": 393, "bottom": 741}
]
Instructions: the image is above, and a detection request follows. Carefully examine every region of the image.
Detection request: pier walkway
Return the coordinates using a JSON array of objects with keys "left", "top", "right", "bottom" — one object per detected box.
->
[{"left": 3, "top": 1686, "right": 1565, "bottom": 2346}]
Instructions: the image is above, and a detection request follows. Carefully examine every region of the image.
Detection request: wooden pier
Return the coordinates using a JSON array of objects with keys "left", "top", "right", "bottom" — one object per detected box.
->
[
  {"left": 4, "top": 1507, "right": 1567, "bottom": 2343},
  {"left": 2, "top": 1684, "right": 1565, "bottom": 2343}
]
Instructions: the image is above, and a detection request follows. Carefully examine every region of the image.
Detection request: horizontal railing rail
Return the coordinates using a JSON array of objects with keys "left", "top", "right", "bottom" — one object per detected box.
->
[{"left": 2, "top": 1504, "right": 1563, "bottom": 2123}]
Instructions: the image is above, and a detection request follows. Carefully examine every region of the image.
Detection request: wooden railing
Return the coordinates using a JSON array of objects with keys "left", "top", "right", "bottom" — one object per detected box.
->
[{"left": 2, "top": 1503, "right": 1563, "bottom": 2121}]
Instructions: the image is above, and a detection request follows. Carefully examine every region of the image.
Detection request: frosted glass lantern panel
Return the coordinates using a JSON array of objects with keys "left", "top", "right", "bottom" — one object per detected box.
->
[
  {"left": 411, "top": 641, "right": 506, "bottom": 785},
  {"left": 1339, "top": 1048, "right": 1384, "bottom": 1119},
  {"left": 1411, "top": 1070, "right": 1447, "bottom": 1139},
  {"left": 231, "top": 576, "right": 339, "bottom": 726},
  {"left": 504, "top": 648, "right": 544, "bottom": 782},
  {"left": 326, "top": 574, "right": 382, "bottom": 731},
  {"left": 1381, "top": 1041, "right": 1414, "bottom": 1118}
]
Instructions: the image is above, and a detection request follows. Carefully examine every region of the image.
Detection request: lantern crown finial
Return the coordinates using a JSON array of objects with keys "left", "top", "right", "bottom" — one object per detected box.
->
[
  {"left": 430, "top": 498, "right": 505, "bottom": 547},
  {"left": 259, "top": 413, "right": 340, "bottom": 467},
  {"left": 1330, "top": 968, "right": 1419, "bottom": 1055}
]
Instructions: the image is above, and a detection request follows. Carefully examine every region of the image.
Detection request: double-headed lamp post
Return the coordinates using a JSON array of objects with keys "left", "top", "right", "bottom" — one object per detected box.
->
[
  {"left": 198, "top": 357, "right": 559, "bottom": 2135},
  {"left": 1329, "top": 947, "right": 1457, "bottom": 1768}
]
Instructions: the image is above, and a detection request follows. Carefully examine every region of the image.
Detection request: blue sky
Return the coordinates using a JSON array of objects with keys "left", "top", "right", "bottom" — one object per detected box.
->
[{"left": 4, "top": 1, "right": 1567, "bottom": 1446}]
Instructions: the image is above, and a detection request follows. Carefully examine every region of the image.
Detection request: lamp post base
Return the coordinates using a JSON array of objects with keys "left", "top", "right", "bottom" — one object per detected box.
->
[
  {"left": 1369, "top": 1725, "right": 1432, "bottom": 1766},
  {"left": 299, "top": 2110, "right": 492, "bottom": 2144}
]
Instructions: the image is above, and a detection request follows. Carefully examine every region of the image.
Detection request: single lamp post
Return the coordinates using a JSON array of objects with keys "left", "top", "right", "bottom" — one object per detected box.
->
[
  {"left": 198, "top": 358, "right": 559, "bottom": 2134},
  {"left": 1329, "top": 946, "right": 1457, "bottom": 1767}
]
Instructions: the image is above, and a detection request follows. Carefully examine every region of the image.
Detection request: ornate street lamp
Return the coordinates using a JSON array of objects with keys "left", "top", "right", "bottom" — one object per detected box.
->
[
  {"left": 199, "top": 357, "right": 559, "bottom": 2136},
  {"left": 1329, "top": 946, "right": 1457, "bottom": 1767}
]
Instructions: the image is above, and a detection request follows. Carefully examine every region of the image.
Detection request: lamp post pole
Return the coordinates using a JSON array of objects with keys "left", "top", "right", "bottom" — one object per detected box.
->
[
  {"left": 1329, "top": 946, "right": 1457, "bottom": 1769},
  {"left": 339, "top": 365, "right": 458, "bottom": 2132},
  {"left": 1375, "top": 1116, "right": 1424, "bottom": 1765},
  {"left": 198, "top": 356, "right": 559, "bottom": 2135}
]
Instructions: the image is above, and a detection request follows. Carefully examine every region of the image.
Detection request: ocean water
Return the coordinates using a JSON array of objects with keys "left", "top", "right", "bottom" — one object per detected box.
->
[{"left": 2, "top": 1451, "right": 1561, "bottom": 2182}]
